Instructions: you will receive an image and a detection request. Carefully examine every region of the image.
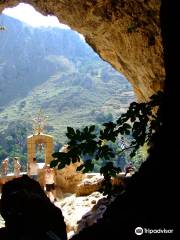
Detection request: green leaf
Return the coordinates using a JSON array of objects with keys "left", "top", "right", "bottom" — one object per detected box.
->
[
  {"left": 58, "top": 163, "right": 66, "bottom": 169},
  {"left": 83, "top": 160, "right": 94, "bottom": 172},
  {"left": 125, "top": 129, "right": 130, "bottom": 135},
  {"left": 89, "top": 125, "right": 95, "bottom": 132},
  {"left": 51, "top": 91, "right": 163, "bottom": 196},
  {"left": 50, "top": 160, "right": 59, "bottom": 168},
  {"left": 52, "top": 152, "right": 61, "bottom": 158},
  {"left": 67, "top": 126, "right": 75, "bottom": 134},
  {"left": 76, "top": 164, "right": 84, "bottom": 171},
  {"left": 130, "top": 116, "right": 136, "bottom": 122},
  {"left": 67, "top": 127, "right": 75, "bottom": 137},
  {"left": 123, "top": 123, "right": 131, "bottom": 129}
]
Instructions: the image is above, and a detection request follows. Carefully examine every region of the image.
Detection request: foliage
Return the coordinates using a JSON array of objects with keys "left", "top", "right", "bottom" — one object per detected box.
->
[
  {"left": 0, "top": 122, "right": 28, "bottom": 172},
  {"left": 52, "top": 91, "right": 163, "bottom": 195},
  {"left": 0, "top": 26, "right": 5, "bottom": 31},
  {"left": 131, "top": 143, "right": 148, "bottom": 169}
]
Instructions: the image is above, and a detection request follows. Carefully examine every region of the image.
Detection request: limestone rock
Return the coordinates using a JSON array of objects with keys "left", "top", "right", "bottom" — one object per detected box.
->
[
  {"left": 55, "top": 162, "right": 84, "bottom": 193},
  {"left": 76, "top": 173, "right": 103, "bottom": 196},
  {"left": 55, "top": 191, "right": 104, "bottom": 236},
  {"left": 111, "top": 172, "right": 127, "bottom": 186},
  {"left": 76, "top": 193, "right": 115, "bottom": 234},
  {"left": 0, "top": 0, "right": 165, "bottom": 102},
  {"left": 0, "top": 214, "right": 4, "bottom": 229}
]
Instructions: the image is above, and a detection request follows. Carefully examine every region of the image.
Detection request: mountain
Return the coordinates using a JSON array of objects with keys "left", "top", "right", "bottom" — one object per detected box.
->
[
  {"left": 0, "top": 14, "right": 97, "bottom": 107},
  {"left": 0, "top": 14, "right": 134, "bottom": 160}
]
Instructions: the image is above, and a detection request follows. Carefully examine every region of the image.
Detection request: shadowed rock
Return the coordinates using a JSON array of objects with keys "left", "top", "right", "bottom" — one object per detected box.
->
[{"left": 0, "top": 175, "right": 67, "bottom": 240}]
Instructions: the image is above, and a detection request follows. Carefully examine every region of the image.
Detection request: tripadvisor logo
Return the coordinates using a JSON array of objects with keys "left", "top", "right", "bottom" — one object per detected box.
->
[
  {"left": 135, "top": 227, "right": 174, "bottom": 235},
  {"left": 135, "top": 227, "right": 143, "bottom": 235}
]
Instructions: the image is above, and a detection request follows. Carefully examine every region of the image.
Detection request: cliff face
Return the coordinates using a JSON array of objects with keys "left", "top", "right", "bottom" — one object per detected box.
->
[{"left": 0, "top": 0, "right": 165, "bottom": 101}]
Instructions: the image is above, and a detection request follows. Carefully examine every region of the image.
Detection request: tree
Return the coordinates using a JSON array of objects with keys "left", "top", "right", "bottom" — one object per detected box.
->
[
  {"left": 0, "top": 121, "right": 30, "bottom": 172},
  {"left": 52, "top": 91, "right": 163, "bottom": 195}
]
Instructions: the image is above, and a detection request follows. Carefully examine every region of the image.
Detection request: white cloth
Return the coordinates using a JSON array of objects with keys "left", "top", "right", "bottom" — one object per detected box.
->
[
  {"left": 14, "top": 161, "right": 21, "bottom": 176},
  {"left": 29, "top": 162, "right": 39, "bottom": 175},
  {"left": 45, "top": 170, "right": 54, "bottom": 184}
]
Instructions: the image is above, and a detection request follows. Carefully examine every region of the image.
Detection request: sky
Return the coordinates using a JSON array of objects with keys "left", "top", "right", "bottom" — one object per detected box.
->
[{"left": 3, "top": 3, "right": 70, "bottom": 29}]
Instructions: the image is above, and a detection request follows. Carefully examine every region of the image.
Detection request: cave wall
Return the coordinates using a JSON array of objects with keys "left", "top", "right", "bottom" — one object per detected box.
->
[{"left": 0, "top": 0, "right": 165, "bottom": 101}]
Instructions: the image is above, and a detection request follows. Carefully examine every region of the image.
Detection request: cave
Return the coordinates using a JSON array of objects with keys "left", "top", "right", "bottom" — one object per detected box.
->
[{"left": 0, "top": 0, "right": 177, "bottom": 239}]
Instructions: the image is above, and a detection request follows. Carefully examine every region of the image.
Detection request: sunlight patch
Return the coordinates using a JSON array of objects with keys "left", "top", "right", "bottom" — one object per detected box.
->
[{"left": 3, "top": 3, "right": 70, "bottom": 29}]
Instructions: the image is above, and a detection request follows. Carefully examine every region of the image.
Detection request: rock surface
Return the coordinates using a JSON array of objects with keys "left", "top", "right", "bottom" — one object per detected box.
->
[
  {"left": 55, "top": 162, "right": 84, "bottom": 194},
  {"left": 0, "top": 0, "right": 165, "bottom": 101},
  {"left": 55, "top": 191, "right": 108, "bottom": 239},
  {"left": 0, "top": 173, "right": 112, "bottom": 239},
  {"left": 0, "top": 191, "right": 108, "bottom": 239},
  {"left": 0, "top": 214, "right": 4, "bottom": 229},
  {"left": 76, "top": 173, "right": 103, "bottom": 196}
]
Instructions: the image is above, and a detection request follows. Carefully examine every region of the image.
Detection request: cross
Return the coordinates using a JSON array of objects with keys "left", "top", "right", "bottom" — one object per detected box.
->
[{"left": 32, "top": 109, "right": 48, "bottom": 135}]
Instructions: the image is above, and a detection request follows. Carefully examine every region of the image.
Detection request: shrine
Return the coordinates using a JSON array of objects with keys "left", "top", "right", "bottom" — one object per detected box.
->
[{"left": 27, "top": 109, "right": 53, "bottom": 172}]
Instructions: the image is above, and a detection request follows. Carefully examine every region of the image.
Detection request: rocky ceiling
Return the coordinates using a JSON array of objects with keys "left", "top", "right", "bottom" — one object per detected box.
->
[{"left": 0, "top": 0, "right": 165, "bottom": 102}]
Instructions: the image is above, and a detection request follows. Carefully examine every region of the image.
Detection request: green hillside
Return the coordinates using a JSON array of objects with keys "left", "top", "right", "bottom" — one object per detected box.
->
[{"left": 0, "top": 14, "right": 134, "bottom": 165}]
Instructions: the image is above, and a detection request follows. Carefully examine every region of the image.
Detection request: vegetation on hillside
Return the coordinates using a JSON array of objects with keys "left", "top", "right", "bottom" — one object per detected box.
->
[
  {"left": 52, "top": 91, "right": 163, "bottom": 194},
  {"left": 0, "top": 14, "right": 134, "bottom": 170}
]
